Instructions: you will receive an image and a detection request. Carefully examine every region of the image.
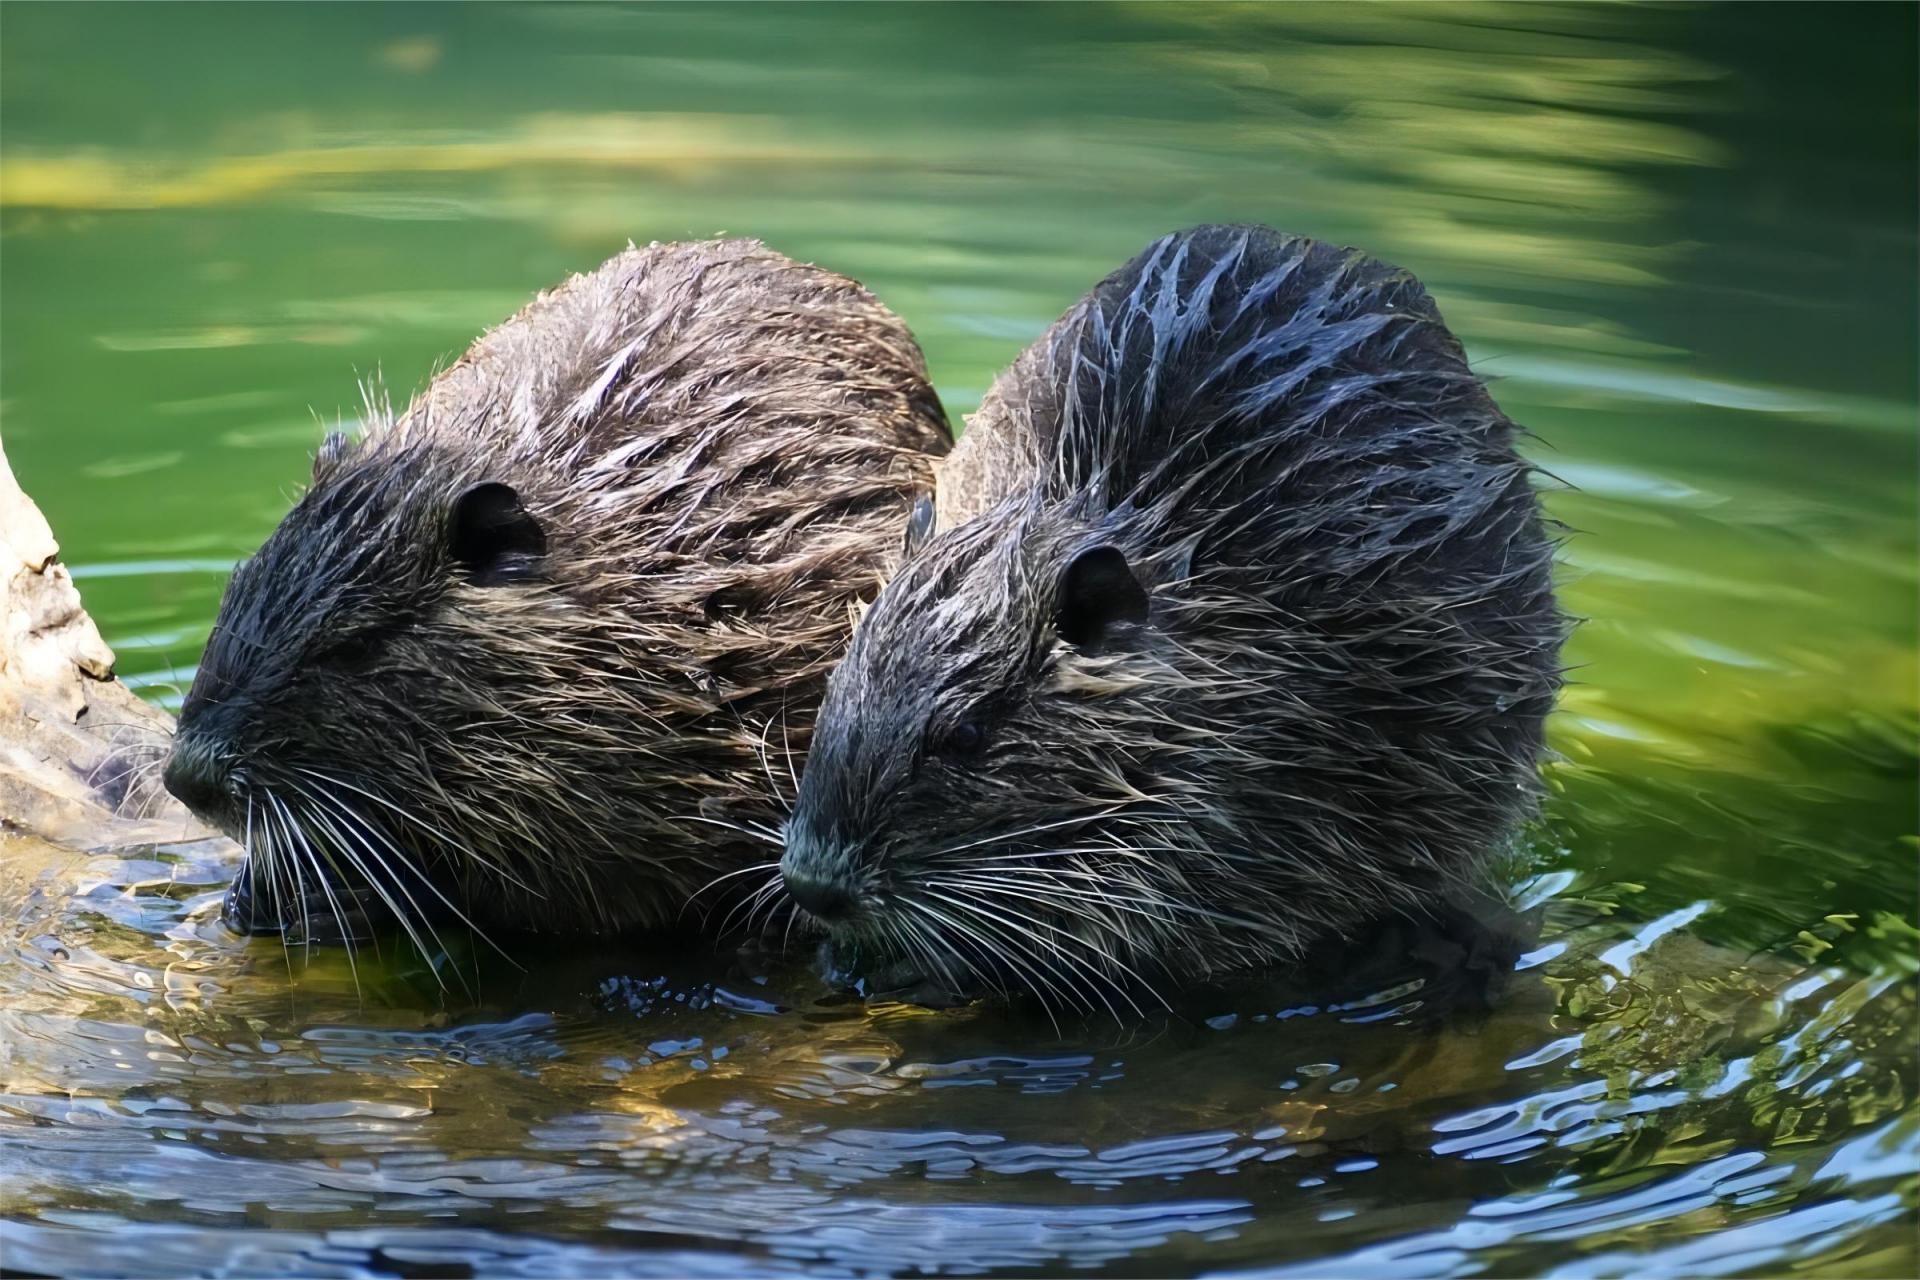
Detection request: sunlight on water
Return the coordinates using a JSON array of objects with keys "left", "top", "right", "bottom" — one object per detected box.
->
[{"left": 2, "top": 3, "right": 1914, "bottom": 1275}]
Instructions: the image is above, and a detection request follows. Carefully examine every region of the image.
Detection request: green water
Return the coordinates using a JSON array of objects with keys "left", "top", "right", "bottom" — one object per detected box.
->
[{"left": 2, "top": 3, "right": 1915, "bottom": 1275}]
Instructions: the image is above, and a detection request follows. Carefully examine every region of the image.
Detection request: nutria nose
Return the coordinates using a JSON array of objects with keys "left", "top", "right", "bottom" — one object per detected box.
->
[
  {"left": 781, "top": 860, "right": 859, "bottom": 922},
  {"left": 162, "top": 740, "right": 232, "bottom": 821}
]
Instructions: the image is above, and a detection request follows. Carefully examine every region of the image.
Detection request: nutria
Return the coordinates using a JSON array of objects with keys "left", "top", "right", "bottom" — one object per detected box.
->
[
  {"left": 163, "top": 238, "right": 950, "bottom": 946},
  {"left": 780, "top": 224, "right": 1562, "bottom": 1010}
]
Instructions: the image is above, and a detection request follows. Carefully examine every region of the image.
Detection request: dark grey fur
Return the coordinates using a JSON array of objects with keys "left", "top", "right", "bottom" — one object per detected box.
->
[
  {"left": 166, "top": 238, "right": 950, "bottom": 944},
  {"left": 781, "top": 225, "right": 1562, "bottom": 1010}
]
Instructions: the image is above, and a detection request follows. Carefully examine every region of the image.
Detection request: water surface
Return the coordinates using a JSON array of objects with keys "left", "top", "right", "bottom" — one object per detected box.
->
[{"left": 2, "top": 3, "right": 1915, "bottom": 1275}]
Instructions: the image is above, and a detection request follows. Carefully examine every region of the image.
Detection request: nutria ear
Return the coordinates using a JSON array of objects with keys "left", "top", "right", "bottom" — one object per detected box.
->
[
  {"left": 449, "top": 481, "right": 547, "bottom": 585},
  {"left": 903, "top": 495, "right": 937, "bottom": 556},
  {"left": 1057, "top": 545, "right": 1149, "bottom": 649}
]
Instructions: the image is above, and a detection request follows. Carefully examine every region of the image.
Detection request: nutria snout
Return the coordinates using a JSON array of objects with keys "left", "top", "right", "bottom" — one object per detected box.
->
[
  {"left": 167, "top": 238, "right": 950, "bottom": 946},
  {"left": 781, "top": 224, "right": 1563, "bottom": 1008}
]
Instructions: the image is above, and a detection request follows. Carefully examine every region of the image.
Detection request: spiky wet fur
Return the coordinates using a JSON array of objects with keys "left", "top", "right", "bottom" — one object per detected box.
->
[
  {"left": 171, "top": 238, "right": 950, "bottom": 942},
  {"left": 784, "top": 225, "right": 1563, "bottom": 1012}
]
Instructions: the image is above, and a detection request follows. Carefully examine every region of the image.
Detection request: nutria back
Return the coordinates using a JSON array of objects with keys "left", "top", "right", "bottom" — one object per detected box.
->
[
  {"left": 783, "top": 224, "right": 1562, "bottom": 1007},
  {"left": 166, "top": 238, "right": 950, "bottom": 943}
]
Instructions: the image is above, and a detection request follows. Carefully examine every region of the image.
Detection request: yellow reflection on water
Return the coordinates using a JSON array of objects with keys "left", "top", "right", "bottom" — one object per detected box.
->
[{"left": 0, "top": 113, "right": 865, "bottom": 211}]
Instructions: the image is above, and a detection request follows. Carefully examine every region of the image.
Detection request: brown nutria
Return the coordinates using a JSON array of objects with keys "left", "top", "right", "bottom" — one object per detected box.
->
[
  {"left": 780, "top": 224, "right": 1563, "bottom": 1011},
  {"left": 163, "top": 238, "right": 951, "bottom": 947}
]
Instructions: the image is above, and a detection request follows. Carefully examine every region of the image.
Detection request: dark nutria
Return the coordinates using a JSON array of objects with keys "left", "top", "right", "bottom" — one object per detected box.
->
[
  {"left": 163, "top": 238, "right": 950, "bottom": 946},
  {"left": 780, "top": 224, "right": 1562, "bottom": 1010}
]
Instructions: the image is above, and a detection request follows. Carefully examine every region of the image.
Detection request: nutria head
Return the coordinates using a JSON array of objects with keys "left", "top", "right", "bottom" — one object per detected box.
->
[
  {"left": 780, "top": 225, "right": 1560, "bottom": 1011},
  {"left": 165, "top": 438, "right": 582, "bottom": 943},
  {"left": 166, "top": 239, "right": 949, "bottom": 948}
]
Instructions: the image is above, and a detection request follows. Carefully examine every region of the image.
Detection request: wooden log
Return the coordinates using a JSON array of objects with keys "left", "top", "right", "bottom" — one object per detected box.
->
[{"left": 1, "top": 438, "right": 217, "bottom": 847}]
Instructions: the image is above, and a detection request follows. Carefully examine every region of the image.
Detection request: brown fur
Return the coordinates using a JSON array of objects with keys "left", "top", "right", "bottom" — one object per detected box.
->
[{"left": 165, "top": 239, "right": 950, "bottom": 942}]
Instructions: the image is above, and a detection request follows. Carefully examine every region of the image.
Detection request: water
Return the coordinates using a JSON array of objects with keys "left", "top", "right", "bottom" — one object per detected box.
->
[{"left": 2, "top": 3, "right": 1915, "bottom": 1275}]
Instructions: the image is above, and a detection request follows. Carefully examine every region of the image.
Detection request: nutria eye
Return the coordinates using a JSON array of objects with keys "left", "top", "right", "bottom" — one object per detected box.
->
[
  {"left": 325, "top": 633, "right": 383, "bottom": 673},
  {"left": 942, "top": 720, "right": 987, "bottom": 757}
]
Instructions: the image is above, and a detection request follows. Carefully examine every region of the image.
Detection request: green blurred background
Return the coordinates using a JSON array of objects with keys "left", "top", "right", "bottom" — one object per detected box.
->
[{"left": 1, "top": 4, "right": 1914, "bottom": 1275}]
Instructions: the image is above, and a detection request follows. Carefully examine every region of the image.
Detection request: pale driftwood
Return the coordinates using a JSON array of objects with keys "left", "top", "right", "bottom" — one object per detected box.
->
[{"left": 1, "top": 438, "right": 215, "bottom": 846}]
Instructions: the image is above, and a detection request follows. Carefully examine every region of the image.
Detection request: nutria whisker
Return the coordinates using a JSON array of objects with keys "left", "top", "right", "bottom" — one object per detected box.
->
[
  {"left": 277, "top": 793, "right": 369, "bottom": 995},
  {"left": 902, "top": 896, "right": 1067, "bottom": 1025},
  {"left": 920, "top": 886, "right": 1163, "bottom": 1017},
  {"left": 950, "top": 872, "right": 1273, "bottom": 974},
  {"left": 747, "top": 873, "right": 797, "bottom": 939},
  {"left": 260, "top": 793, "right": 315, "bottom": 965},
  {"left": 877, "top": 914, "right": 942, "bottom": 999},
  {"left": 942, "top": 894, "right": 1131, "bottom": 1026},
  {"left": 747, "top": 716, "right": 794, "bottom": 815},
  {"left": 241, "top": 797, "right": 291, "bottom": 980},
  {"left": 913, "top": 892, "right": 1097, "bottom": 1020},
  {"left": 672, "top": 816, "right": 783, "bottom": 850},
  {"left": 779, "top": 896, "right": 804, "bottom": 954},
  {"left": 924, "top": 812, "right": 1124, "bottom": 862},
  {"left": 76, "top": 728, "right": 181, "bottom": 819},
  {"left": 88, "top": 748, "right": 167, "bottom": 800},
  {"left": 70, "top": 717, "right": 174, "bottom": 739},
  {"left": 715, "top": 879, "right": 767, "bottom": 938},
  {"left": 949, "top": 843, "right": 1159, "bottom": 866},
  {"left": 908, "top": 914, "right": 984, "bottom": 1006},
  {"left": 267, "top": 791, "right": 353, "bottom": 973},
  {"left": 286, "top": 778, "right": 441, "bottom": 978},
  {"left": 932, "top": 870, "right": 1246, "bottom": 934},
  {"left": 285, "top": 774, "right": 516, "bottom": 977},
  {"left": 286, "top": 778, "right": 447, "bottom": 952},
  {"left": 778, "top": 706, "right": 803, "bottom": 800},
  {"left": 681, "top": 860, "right": 781, "bottom": 927},
  {"left": 254, "top": 799, "right": 304, "bottom": 981},
  {"left": 292, "top": 766, "right": 546, "bottom": 900},
  {"left": 724, "top": 872, "right": 789, "bottom": 941}
]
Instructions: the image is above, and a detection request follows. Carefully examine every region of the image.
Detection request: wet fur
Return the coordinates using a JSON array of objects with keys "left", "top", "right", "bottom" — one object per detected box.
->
[
  {"left": 170, "top": 239, "right": 950, "bottom": 939},
  {"left": 783, "top": 225, "right": 1563, "bottom": 1009}
]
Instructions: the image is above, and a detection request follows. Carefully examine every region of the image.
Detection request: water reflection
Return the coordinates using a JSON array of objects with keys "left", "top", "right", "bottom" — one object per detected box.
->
[
  {"left": 2, "top": 1, "right": 1914, "bottom": 1275},
  {"left": 3, "top": 806, "right": 1913, "bottom": 1274}
]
